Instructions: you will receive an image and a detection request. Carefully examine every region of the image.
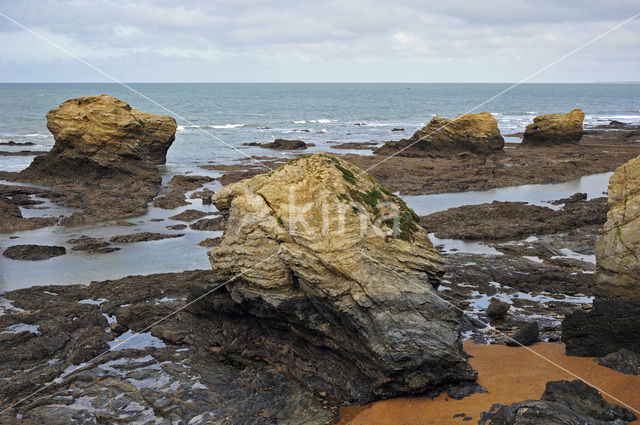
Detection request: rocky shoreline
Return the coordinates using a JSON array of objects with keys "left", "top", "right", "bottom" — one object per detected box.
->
[{"left": 2, "top": 98, "right": 640, "bottom": 424}]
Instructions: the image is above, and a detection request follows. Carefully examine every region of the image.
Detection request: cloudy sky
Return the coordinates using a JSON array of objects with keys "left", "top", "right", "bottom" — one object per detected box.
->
[{"left": 0, "top": 0, "right": 638, "bottom": 82}]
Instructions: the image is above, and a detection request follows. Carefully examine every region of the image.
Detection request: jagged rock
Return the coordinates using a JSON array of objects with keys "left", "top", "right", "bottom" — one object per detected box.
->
[
  {"left": 109, "top": 232, "right": 184, "bottom": 244},
  {"left": 486, "top": 298, "right": 510, "bottom": 320},
  {"left": 205, "top": 153, "right": 475, "bottom": 403},
  {"left": 522, "top": 109, "right": 585, "bottom": 145},
  {"left": 2, "top": 245, "right": 66, "bottom": 261},
  {"left": 66, "top": 236, "right": 119, "bottom": 254},
  {"left": 563, "top": 298, "right": 640, "bottom": 356},
  {"left": 563, "top": 155, "right": 640, "bottom": 356},
  {"left": 189, "top": 217, "right": 224, "bottom": 231},
  {"left": 479, "top": 380, "right": 636, "bottom": 425},
  {"left": 373, "top": 112, "right": 504, "bottom": 157},
  {"left": 504, "top": 320, "right": 539, "bottom": 346},
  {"left": 594, "top": 155, "right": 640, "bottom": 299},
  {"left": 169, "top": 209, "right": 215, "bottom": 222},
  {"left": 596, "top": 348, "right": 640, "bottom": 375},
  {"left": 197, "top": 237, "right": 222, "bottom": 247},
  {"left": 15, "top": 95, "right": 176, "bottom": 224}
]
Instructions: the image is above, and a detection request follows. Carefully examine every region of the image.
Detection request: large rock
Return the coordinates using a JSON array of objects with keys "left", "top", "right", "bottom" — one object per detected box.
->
[
  {"left": 594, "top": 155, "right": 640, "bottom": 299},
  {"left": 16, "top": 95, "right": 177, "bottom": 224},
  {"left": 373, "top": 112, "right": 504, "bottom": 157},
  {"left": 479, "top": 380, "right": 636, "bottom": 425},
  {"left": 205, "top": 153, "right": 476, "bottom": 403},
  {"left": 522, "top": 109, "right": 585, "bottom": 145},
  {"left": 563, "top": 155, "right": 640, "bottom": 356}
]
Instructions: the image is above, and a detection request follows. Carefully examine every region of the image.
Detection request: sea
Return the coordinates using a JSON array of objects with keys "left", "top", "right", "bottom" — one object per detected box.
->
[
  {"left": 0, "top": 83, "right": 639, "bottom": 291},
  {"left": 1, "top": 83, "right": 639, "bottom": 174}
]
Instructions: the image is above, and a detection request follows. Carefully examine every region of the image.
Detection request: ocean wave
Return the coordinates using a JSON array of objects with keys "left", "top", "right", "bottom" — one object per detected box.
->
[
  {"left": 318, "top": 129, "right": 328, "bottom": 133},
  {"left": 23, "top": 133, "right": 51, "bottom": 139},
  {"left": 177, "top": 123, "right": 245, "bottom": 131},
  {"left": 309, "top": 119, "right": 334, "bottom": 124},
  {"left": 293, "top": 120, "right": 306, "bottom": 124}
]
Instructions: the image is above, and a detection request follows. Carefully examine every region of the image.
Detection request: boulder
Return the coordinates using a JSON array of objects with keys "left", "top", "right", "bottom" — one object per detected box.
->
[
  {"left": 563, "top": 155, "right": 640, "bottom": 356},
  {"left": 596, "top": 348, "right": 640, "bottom": 376},
  {"left": 594, "top": 155, "right": 640, "bottom": 299},
  {"left": 522, "top": 109, "right": 585, "bottom": 145},
  {"left": 2, "top": 245, "right": 66, "bottom": 261},
  {"left": 479, "top": 380, "right": 636, "bottom": 425},
  {"left": 204, "top": 153, "right": 476, "bottom": 403},
  {"left": 260, "top": 139, "right": 309, "bottom": 150},
  {"left": 486, "top": 298, "right": 510, "bottom": 320},
  {"left": 373, "top": 112, "right": 504, "bottom": 157},
  {"left": 16, "top": 95, "right": 177, "bottom": 224}
]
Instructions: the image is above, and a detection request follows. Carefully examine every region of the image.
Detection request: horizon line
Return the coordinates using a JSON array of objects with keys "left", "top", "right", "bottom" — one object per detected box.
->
[{"left": 1, "top": 81, "right": 639, "bottom": 84}]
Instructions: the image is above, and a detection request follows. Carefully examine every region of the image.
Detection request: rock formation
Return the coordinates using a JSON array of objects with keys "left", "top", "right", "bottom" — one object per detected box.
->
[
  {"left": 203, "top": 153, "right": 476, "bottom": 403},
  {"left": 479, "top": 380, "right": 636, "bottom": 425},
  {"left": 373, "top": 112, "right": 504, "bottom": 157},
  {"left": 15, "top": 95, "right": 177, "bottom": 224},
  {"left": 522, "top": 109, "right": 585, "bottom": 145},
  {"left": 563, "top": 155, "right": 640, "bottom": 356}
]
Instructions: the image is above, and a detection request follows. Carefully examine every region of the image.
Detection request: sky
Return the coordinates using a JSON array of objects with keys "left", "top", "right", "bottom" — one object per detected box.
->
[{"left": 0, "top": 0, "right": 638, "bottom": 83}]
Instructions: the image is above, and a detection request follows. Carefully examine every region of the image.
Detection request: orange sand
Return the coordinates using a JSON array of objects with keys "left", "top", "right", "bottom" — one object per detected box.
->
[{"left": 338, "top": 341, "right": 640, "bottom": 425}]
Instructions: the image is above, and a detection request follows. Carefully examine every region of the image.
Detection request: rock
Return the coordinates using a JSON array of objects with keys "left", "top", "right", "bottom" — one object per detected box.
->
[
  {"left": 202, "top": 196, "right": 212, "bottom": 205},
  {"left": 373, "top": 112, "right": 504, "bottom": 157},
  {"left": 563, "top": 298, "right": 640, "bottom": 356},
  {"left": 189, "top": 217, "right": 224, "bottom": 231},
  {"left": 563, "top": 155, "right": 640, "bottom": 357},
  {"left": 109, "top": 232, "right": 184, "bottom": 244},
  {"left": 169, "top": 209, "right": 215, "bottom": 222},
  {"left": 66, "top": 236, "right": 119, "bottom": 254},
  {"left": 152, "top": 190, "right": 189, "bottom": 209},
  {"left": 167, "top": 175, "right": 213, "bottom": 191},
  {"left": 486, "top": 298, "right": 510, "bottom": 320},
  {"left": 15, "top": 95, "right": 177, "bottom": 224},
  {"left": 260, "top": 139, "right": 309, "bottom": 150},
  {"left": 420, "top": 196, "right": 608, "bottom": 240},
  {"left": 0, "top": 150, "right": 48, "bottom": 156},
  {"left": 197, "top": 237, "right": 222, "bottom": 247},
  {"left": 504, "top": 320, "right": 539, "bottom": 346},
  {"left": 0, "top": 185, "right": 61, "bottom": 232},
  {"left": 2, "top": 245, "right": 66, "bottom": 260},
  {"left": 152, "top": 175, "right": 213, "bottom": 210},
  {"left": 596, "top": 348, "right": 640, "bottom": 375},
  {"left": 479, "top": 380, "right": 636, "bottom": 425},
  {"left": 205, "top": 153, "right": 475, "bottom": 403},
  {"left": 522, "top": 109, "right": 585, "bottom": 145},
  {"left": 167, "top": 224, "right": 187, "bottom": 230},
  {"left": 391, "top": 128, "right": 405, "bottom": 132},
  {"left": 330, "top": 141, "right": 379, "bottom": 150},
  {"left": 593, "top": 155, "right": 640, "bottom": 299},
  {"left": 0, "top": 141, "right": 34, "bottom": 146}
]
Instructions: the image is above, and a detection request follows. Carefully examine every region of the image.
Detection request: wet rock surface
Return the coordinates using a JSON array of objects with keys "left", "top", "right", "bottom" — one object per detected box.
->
[
  {"left": 0, "top": 184, "right": 62, "bottom": 232},
  {"left": 0, "top": 271, "right": 333, "bottom": 424},
  {"left": 420, "top": 194, "right": 608, "bottom": 240},
  {"left": 189, "top": 216, "right": 224, "bottom": 231},
  {"left": 478, "top": 380, "right": 636, "bottom": 425},
  {"left": 152, "top": 175, "right": 214, "bottom": 210},
  {"left": 563, "top": 154, "right": 640, "bottom": 358},
  {"left": 596, "top": 348, "right": 640, "bottom": 376},
  {"left": 207, "top": 153, "right": 476, "bottom": 403},
  {"left": 373, "top": 112, "right": 504, "bottom": 157},
  {"left": 522, "top": 109, "right": 585, "bottom": 145},
  {"left": 66, "top": 236, "right": 120, "bottom": 254},
  {"left": 245, "top": 138, "right": 313, "bottom": 150},
  {"left": 6, "top": 95, "right": 177, "bottom": 225},
  {"left": 2, "top": 244, "right": 67, "bottom": 260},
  {"left": 168, "top": 209, "right": 216, "bottom": 222},
  {"left": 109, "top": 232, "right": 184, "bottom": 244}
]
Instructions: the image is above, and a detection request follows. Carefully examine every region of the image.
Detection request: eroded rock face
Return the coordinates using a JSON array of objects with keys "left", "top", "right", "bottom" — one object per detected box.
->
[
  {"left": 16, "top": 95, "right": 177, "bottom": 224},
  {"left": 594, "top": 156, "right": 640, "bottom": 299},
  {"left": 522, "top": 109, "right": 585, "bottom": 145},
  {"left": 563, "top": 155, "right": 640, "bottom": 357},
  {"left": 206, "top": 153, "right": 476, "bottom": 403},
  {"left": 373, "top": 112, "right": 504, "bottom": 157},
  {"left": 479, "top": 380, "right": 636, "bottom": 425}
]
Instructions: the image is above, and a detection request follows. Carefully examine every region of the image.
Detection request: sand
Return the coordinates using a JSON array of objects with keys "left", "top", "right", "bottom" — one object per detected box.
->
[{"left": 338, "top": 341, "right": 640, "bottom": 424}]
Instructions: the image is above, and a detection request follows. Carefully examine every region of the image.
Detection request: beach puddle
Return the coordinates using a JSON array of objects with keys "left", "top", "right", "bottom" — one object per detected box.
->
[
  {"left": 404, "top": 172, "right": 612, "bottom": 216},
  {"left": 338, "top": 341, "right": 640, "bottom": 425}
]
